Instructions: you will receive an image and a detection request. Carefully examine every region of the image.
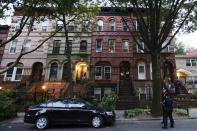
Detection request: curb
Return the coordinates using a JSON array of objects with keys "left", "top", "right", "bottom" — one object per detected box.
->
[{"left": 1, "top": 115, "right": 197, "bottom": 124}]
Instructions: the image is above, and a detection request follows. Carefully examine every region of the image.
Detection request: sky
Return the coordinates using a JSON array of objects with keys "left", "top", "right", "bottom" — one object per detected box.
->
[{"left": 176, "top": 31, "right": 197, "bottom": 49}]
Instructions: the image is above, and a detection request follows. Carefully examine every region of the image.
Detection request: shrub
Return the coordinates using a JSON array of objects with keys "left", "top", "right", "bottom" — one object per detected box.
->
[
  {"left": 81, "top": 79, "right": 97, "bottom": 103},
  {"left": 124, "top": 108, "right": 145, "bottom": 118},
  {"left": 0, "top": 89, "right": 18, "bottom": 121},
  {"left": 100, "top": 91, "right": 118, "bottom": 111},
  {"left": 174, "top": 108, "right": 188, "bottom": 116}
]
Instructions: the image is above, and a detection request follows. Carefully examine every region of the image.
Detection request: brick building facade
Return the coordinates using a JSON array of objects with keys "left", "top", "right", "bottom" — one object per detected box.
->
[{"left": 90, "top": 8, "right": 176, "bottom": 101}]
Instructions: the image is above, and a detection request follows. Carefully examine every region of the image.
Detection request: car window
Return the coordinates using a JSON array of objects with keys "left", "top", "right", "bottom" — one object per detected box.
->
[
  {"left": 46, "top": 101, "right": 53, "bottom": 107},
  {"left": 44, "top": 100, "right": 68, "bottom": 108},
  {"left": 68, "top": 100, "right": 85, "bottom": 108},
  {"left": 53, "top": 101, "right": 66, "bottom": 108}
]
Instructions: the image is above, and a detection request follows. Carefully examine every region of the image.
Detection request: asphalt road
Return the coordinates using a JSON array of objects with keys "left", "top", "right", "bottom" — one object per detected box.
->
[{"left": 0, "top": 119, "right": 197, "bottom": 131}]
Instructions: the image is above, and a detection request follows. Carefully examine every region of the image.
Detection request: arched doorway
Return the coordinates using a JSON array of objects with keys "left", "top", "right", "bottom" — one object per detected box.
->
[
  {"left": 75, "top": 62, "right": 88, "bottom": 81},
  {"left": 163, "top": 61, "right": 174, "bottom": 82},
  {"left": 31, "top": 62, "right": 43, "bottom": 82},
  {"left": 120, "top": 61, "right": 130, "bottom": 80}
]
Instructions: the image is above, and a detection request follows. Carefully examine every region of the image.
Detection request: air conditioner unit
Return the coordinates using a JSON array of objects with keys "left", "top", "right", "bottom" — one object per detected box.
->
[{"left": 95, "top": 76, "right": 102, "bottom": 80}]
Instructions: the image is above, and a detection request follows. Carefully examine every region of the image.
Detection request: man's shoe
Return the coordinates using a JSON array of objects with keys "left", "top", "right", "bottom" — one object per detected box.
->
[
  {"left": 170, "top": 125, "right": 174, "bottom": 128},
  {"left": 162, "top": 127, "right": 167, "bottom": 129}
]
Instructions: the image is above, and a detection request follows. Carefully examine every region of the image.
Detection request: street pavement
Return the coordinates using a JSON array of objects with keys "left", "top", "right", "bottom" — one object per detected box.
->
[
  {"left": 0, "top": 119, "right": 197, "bottom": 131},
  {"left": 1, "top": 109, "right": 197, "bottom": 131}
]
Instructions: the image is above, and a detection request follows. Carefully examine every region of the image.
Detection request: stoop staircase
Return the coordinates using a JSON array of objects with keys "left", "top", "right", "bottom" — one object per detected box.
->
[{"left": 116, "top": 80, "right": 139, "bottom": 110}]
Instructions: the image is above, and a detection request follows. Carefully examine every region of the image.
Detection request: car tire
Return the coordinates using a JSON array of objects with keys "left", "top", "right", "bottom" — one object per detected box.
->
[
  {"left": 91, "top": 115, "right": 103, "bottom": 128},
  {"left": 35, "top": 116, "right": 49, "bottom": 130}
]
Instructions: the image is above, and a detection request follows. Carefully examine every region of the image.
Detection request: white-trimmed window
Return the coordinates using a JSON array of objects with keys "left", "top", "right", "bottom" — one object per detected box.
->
[
  {"left": 96, "top": 39, "right": 102, "bottom": 52},
  {"left": 109, "top": 20, "right": 115, "bottom": 31},
  {"left": 95, "top": 65, "right": 111, "bottom": 80},
  {"left": 186, "top": 59, "right": 197, "bottom": 67},
  {"left": 104, "top": 66, "right": 111, "bottom": 80},
  {"left": 123, "top": 20, "right": 128, "bottom": 31},
  {"left": 9, "top": 40, "right": 17, "bottom": 54},
  {"left": 94, "top": 88, "right": 101, "bottom": 100},
  {"left": 15, "top": 19, "right": 20, "bottom": 31},
  {"left": 56, "top": 20, "right": 63, "bottom": 31},
  {"left": 138, "top": 62, "right": 146, "bottom": 80},
  {"left": 96, "top": 20, "right": 103, "bottom": 31},
  {"left": 186, "top": 76, "right": 197, "bottom": 87},
  {"left": 109, "top": 39, "right": 115, "bottom": 53},
  {"left": 123, "top": 40, "right": 129, "bottom": 52},
  {"left": 95, "top": 66, "right": 102, "bottom": 80},
  {"left": 22, "top": 39, "right": 31, "bottom": 52},
  {"left": 5, "top": 64, "right": 23, "bottom": 81},
  {"left": 42, "top": 20, "right": 48, "bottom": 32},
  {"left": 137, "top": 40, "right": 144, "bottom": 53}
]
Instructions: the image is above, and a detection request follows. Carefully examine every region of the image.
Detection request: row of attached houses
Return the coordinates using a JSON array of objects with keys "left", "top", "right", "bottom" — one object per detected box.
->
[
  {"left": 0, "top": 8, "right": 177, "bottom": 103},
  {"left": 176, "top": 50, "right": 197, "bottom": 94}
]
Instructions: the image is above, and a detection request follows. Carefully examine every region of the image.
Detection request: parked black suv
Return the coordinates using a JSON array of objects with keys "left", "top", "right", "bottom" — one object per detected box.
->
[{"left": 24, "top": 99, "right": 115, "bottom": 129}]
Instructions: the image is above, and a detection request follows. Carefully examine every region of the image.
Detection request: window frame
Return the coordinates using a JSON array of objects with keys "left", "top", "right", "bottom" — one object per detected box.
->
[
  {"left": 96, "top": 39, "right": 102, "bottom": 52},
  {"left": 96, "top": 20, "right": 103, "bottom": 31},
  {"left": 108, "top": 39, "right": 115, "bottom": 53},
  {"left": 9, "top": 40, "right": 17, "bottom": 54},
  {"left": 22, "top": 39, "right": 31, "bottom": 52},
  {"left": 138, "top": 63, "right": 146, "bottom": 80},
  {"left": 137, "top": 40, "right": 144, "bottom": 53},
  {"left": 122, "top": 40, "right": 129, "bottom": 52},
  {"left": 186, "top": 59, "right": 197, "bottom": 67},
  {"left": 123, "top": 20, "right": 128, "bottom": 31},
  {"left": 52, "top": 40, "right": 61, "bottom": 54},
  {"left": 104, "top": 66, "right": 111, "bottom": 80},
  {"left": 109, "top": 20, "right": 115, "bottom": 31},
  {"left": 4, "top": 67, "right": 23, "bottom": 81},
  {"left": 95, "top": 66, "right": 102, "bottom": 80},
  {"left": 80, "top": 40, "right": 87, "bottom": 52}
]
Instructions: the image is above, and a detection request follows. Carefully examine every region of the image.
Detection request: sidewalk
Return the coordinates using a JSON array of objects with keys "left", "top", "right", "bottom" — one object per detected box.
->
[{"left": 1, "top": 109, "right": 197, "bottom": 124}]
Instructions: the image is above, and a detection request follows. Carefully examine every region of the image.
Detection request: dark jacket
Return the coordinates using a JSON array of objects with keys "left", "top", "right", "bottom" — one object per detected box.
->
[{"left": 163, "top": 95, "right": 173, "bottom": 111}]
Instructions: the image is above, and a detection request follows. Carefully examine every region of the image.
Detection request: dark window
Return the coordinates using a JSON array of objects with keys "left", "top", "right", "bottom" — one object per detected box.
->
[
  {"left": 49, "top": 63, "right": 58, "bottom": 81},
  {"left": 80, "top": 40, "right": 87, "bottom": 52},
  {"left": 52, "top": 40, "right": 61, "bottom": 54}
]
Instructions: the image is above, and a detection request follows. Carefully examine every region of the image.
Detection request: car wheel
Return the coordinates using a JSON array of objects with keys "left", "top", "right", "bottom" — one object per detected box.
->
[
  {"left": 35, "top": 116, "right": 49, "bottom": 130},
  {"left": 91, "top": 115, "right": 103, "bottom": 128}
]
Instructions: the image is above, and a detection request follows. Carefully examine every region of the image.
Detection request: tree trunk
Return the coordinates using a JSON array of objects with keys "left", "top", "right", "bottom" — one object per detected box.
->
[{"left": 151, "top": 51, "right": 162, "bottom": 117}]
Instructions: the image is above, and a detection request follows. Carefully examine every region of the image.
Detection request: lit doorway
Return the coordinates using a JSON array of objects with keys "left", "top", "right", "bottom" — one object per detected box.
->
[{"left": 75, "top": 62, "right": 88, "bottom": 81}]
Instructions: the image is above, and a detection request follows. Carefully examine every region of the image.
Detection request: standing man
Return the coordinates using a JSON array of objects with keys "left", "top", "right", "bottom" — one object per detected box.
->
[{"left": 162, "top": 93, "right": 174, "bottom": 129}]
